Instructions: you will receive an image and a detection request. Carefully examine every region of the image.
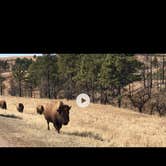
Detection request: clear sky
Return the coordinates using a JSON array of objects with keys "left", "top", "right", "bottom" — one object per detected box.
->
[{"left": 0, "top": 54, "right": 42, "bottom": 57}]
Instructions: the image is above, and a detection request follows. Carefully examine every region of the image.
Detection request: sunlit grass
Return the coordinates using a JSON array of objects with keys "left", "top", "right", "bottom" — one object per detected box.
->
[{"left": 0, "top": 95, "right": 166, "bottom": 147}]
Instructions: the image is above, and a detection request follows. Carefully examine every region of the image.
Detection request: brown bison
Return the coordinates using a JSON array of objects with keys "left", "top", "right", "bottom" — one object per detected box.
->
[
  {"left": 36, "top": 105, "right": 44, "bottom": 114},
  {"left": 39, "top": 101, "right": 71, "bottom": 133},
  {"left": 17, "top": 103, "right": 24, "bottom": 113},
  {"left": 0, "top": 100, "right": 7, "bottom": 110}
]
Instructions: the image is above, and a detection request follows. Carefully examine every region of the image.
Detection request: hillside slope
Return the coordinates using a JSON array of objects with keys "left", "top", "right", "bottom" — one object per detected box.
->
[
  {"left": 0, "top": 96, "right": 166, "bottom": 147},
  {"left": 0, "top": 55, "right": 35, "bottom": 96}
]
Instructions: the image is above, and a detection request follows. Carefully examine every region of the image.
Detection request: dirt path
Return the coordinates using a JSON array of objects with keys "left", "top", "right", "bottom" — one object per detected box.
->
[
  {"left": 0, "top": 111, "right": 106, "bottom": 147},
  {"left": 0, "top": 136, "right": 12, "bottom": 147}
]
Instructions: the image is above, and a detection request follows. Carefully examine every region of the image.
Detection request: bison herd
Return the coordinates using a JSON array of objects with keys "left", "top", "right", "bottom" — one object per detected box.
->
[{"left": 0, "top": 99, "right": 72, "bottom": 133}]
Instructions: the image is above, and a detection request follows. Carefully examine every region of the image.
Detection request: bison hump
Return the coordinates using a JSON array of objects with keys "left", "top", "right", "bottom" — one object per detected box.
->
[{"left": 45, "top": 101, "right": 63, "bottom": 112}]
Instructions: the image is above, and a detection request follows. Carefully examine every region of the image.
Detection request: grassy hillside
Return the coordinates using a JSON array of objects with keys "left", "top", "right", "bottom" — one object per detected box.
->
[{"left": 0, "top": 96, "right": 166, "bottom": 147}]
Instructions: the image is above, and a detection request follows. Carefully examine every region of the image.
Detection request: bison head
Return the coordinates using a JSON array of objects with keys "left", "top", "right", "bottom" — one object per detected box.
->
[
  {"left": 57, "top": 104, "right": 71, "bottom": 125},
  {"left": 17, "top": 103, "right": 24, "bottom": 113},
  {"left": 37, "top": 105, "right": 44, "bottom": 115}
]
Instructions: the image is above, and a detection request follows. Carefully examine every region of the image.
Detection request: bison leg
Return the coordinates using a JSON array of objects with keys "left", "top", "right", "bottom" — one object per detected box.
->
[
  {"left": 47, "top": 121, "right": 50, "bottom": 130},
  {"left": 57, "top": 129, "right": 60, "bottom": 134},
  {"left": 53, "top": 123, "right": 62, "bottom": 134},
  {"left": 54, "top": 125, "right": 60, "bottom": 133}
]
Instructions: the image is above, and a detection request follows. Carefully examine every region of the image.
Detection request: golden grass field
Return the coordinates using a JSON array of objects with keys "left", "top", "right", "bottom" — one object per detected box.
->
[{"left": 0, "top": 95, "right": 166, "bottom": 147}]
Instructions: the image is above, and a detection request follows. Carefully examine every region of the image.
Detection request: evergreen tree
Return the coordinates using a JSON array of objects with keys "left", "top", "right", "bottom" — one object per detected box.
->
[
  {"left": 12, "top": 58, "right": 33, "bottom": 96},
  {"left": 0, "top": 75, "right": 5, "bottom": 95},
  {"left": 27, "top": 54, "right": 59, "bottom": 98},
  {"left": 75, "top": 54, "right": 104, "bottom": 102},
  {"left": 99, "top": 54, "right": 142, "bottom": 106},
  {"left": 152, "top": 55, "right": 158, "bottom": 68},
  {"left": 57, "top": 54, "right": 80, "bottom": 99}
]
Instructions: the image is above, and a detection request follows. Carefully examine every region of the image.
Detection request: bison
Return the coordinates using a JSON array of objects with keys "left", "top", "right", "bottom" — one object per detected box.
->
[
  {"left": 36, "top": 105, "right": 44, "bottom": 114},
  {"left": 39, "top": 101, "right": 71, "bottom": 133},
  {"left": 0, "top": 100, "right": 7, "bottom": 110},
  {"left": 17, "top": 103, "right": 24, "bottom": 113}
]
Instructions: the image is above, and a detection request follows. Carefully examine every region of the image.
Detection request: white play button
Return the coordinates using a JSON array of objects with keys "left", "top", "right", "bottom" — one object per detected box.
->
[{"left": 76, "top": 93, "right": 90, "bottom": 108}]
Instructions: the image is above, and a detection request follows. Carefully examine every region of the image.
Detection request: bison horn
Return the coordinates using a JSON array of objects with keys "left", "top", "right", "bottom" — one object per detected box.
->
[{"left": 56, "top": 101, "right": 63, "bottom": 110}]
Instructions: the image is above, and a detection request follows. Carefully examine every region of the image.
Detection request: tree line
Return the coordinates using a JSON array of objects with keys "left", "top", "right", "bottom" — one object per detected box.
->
[
  {"left": 0, "top": 54, "right": 165, "bottom": 114},
  {"left": 8, "top": 54, "right": 142, "bottom": 104},
  {"left": 128, "top": 54, "right": 166, "bottom": 114}
]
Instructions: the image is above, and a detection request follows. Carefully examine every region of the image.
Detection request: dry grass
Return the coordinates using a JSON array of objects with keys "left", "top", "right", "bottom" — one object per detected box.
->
[{"left": 0, "top": 95, "right": 166, "bottom": 147}]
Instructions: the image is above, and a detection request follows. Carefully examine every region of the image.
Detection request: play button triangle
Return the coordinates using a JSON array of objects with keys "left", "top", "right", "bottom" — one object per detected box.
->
[
  {"left": 76, "top": 93, "right": 90, "bottom": 108},
  {"left": 81, "top": 98, "right": 86, "bottom": 103}
]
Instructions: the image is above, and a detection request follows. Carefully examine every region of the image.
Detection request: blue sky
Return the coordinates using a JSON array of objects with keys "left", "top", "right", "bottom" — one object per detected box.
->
[{"left": 0, "top": 54, "right": 42, "bottom": 57}]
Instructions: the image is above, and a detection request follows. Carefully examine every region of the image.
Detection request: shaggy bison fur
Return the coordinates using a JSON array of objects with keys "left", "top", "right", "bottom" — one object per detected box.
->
[
  {"left": 39, "top": 101, "right": 71, "bottom": 133},
  {"left": 17, "top": 103, "right": 24, "bottom": 113},
  {"left": 0, "top": 100, "right": 7, "bottom": 110}
]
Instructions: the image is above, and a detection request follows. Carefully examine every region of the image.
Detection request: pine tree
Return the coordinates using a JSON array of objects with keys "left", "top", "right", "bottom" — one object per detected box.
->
[
  {"left": 74, "top": 54, "right": 104, "bottom": 102},
  {"left": 152, "top": 55, "right": 158, "bottom": 68},
  {"left": 99, "top": 54, "right": 142, "bottom": 106},
  {"left": 27, "top": 54, "right": 59, "bottom": 98},
  {"left": 57, "top": 54, "right": 80, "bottom": 99},
  {"left": 12, "top": 58, "right": 33, "bottom": 97},
  {"left": 0, "top": 75, "right": 5, "bottom": 95}
]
